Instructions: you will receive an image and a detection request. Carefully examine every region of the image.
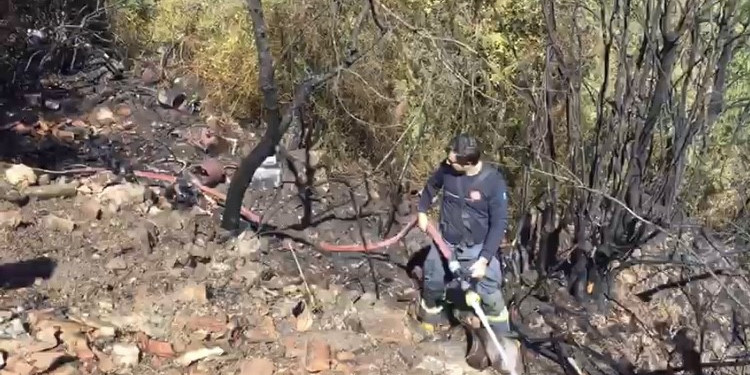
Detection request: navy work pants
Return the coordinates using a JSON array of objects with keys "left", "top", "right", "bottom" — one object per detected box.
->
[{"left": 421, "top": 240, "right": 511, "bottom": 333}]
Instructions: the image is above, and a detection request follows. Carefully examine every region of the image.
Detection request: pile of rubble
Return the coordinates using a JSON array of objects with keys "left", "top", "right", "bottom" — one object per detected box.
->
[{"left": 0, "top": 157, "right": 496, "bottom": 375}]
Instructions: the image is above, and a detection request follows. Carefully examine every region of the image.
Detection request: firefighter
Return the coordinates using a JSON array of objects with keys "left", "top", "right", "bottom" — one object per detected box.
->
[{"left": 415, "top": 133, "right": 521, "bottom": 374}]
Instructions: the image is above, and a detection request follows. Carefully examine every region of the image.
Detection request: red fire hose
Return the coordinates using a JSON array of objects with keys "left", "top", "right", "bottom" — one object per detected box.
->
[
  {"left": 131, "top": 170, "right": 452, "bottom": 256},
  {"left": 38, "top": 166, "right": 448, "bottom": 255}
]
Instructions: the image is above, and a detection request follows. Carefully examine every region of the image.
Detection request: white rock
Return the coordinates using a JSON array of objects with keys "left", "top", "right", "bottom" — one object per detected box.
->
[
  {"left": 5, "top": 164, "right": 37, "bottom": 186},
  {"left": 95, "top": 106, "right": 116, "bottom": 124},
  {"left": 250, "top": 156, "right": 281, "bottom": 190},
  {"left": 99, "top": 183, "right": 146, "bottom": 212},
  {"left": 175, "top": 346, "right": 224, "bottom": 366},
  {"left": 5, "top": 318, "right": 27, "bottom": 337},
  {"left": 112, "top": 343, "right": 140, "bottom": 366}
]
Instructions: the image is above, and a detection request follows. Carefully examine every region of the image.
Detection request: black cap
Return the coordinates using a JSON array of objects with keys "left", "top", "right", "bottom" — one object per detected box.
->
[{"left": 449, "top": 133, "right": 481, "bottom": 165}]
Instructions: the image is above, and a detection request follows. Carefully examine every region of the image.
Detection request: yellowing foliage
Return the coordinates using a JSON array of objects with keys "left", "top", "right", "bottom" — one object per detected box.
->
[
  {"left": 108, "top": 0, "right": 749, "bottom": 230},
  {"left": 110, "top": 0, "right": 546, "bottom": 182},
  {"left": 112, "top": 0, "right": 262, "bottom": 117}
]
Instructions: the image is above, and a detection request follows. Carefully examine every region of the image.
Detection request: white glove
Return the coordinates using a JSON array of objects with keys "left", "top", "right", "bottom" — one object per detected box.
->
[
  {"left": 469, "top": 257, "right": 489, "bottom": 279},
  {"left": 448, "top": 261, "right": 461, "bottom": 274}
]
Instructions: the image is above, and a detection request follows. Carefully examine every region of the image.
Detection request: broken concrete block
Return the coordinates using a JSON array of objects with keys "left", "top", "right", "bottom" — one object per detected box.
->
[
  {"left": 250, "top": 155, "right": 281, "bottom": 190},
  {"left": 112, "top": 343, "right": 140, "bottom": 367}
]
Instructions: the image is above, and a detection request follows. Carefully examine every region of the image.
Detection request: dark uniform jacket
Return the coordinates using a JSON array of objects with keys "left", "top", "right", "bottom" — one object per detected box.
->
[{"left": 417, "top": 161, "right": 509, "bottom": 261}]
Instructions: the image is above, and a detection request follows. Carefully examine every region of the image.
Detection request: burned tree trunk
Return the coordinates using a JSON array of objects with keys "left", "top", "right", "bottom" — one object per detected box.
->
[
  {"left": 522, "top": 0, "right": 750, "bottom": 306},
  {"left": 222, "top": 0, "right": 386, "bottom": 231},
  {"left": 222, "top": 0, "right": 283, "bottom": 232}
]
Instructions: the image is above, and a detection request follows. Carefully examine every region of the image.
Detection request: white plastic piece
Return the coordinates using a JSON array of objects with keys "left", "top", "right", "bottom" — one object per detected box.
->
[{"left": 250, "top": 155, "right": 282, "bottom": 190}]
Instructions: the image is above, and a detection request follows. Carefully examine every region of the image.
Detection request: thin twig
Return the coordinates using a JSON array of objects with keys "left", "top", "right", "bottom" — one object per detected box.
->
[{"left": 286, "top": 241, "right": 317, "bottom": 308}]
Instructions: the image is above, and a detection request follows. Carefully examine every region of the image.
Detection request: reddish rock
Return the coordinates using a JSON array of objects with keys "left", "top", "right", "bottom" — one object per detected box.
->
[
  {"left": 244, "top": 316, "right": 278, "bottom": 343},
  {"left": 185, "top": 316, "right": 227, "bottom": 333},
  {"left": 304, "top": 338, "right": 331, "bottom": 373},
  {"left": 136, "top": 332, "right": 176, "bottom": 358},
  {"left": 28, "top": 351, "right": 66, "bottom": 372},
  {"left": 240, "top": 358, "right": 274, "bottom": 375},
  {"left": 336, "top": 351, "right": 355, "bottom": 362}
]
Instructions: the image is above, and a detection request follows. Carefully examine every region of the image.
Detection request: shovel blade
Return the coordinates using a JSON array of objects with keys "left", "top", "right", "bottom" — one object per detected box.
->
[
  {"left": 476, "top": 328, "right": 523, "bottom": 374},
  {"left": 465, "top": 327, "right": 491, "bottom": 370}
]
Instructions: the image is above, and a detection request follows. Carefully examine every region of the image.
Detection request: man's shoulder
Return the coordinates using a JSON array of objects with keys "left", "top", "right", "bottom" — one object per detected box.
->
[
  {"left": 479, "top": 163, "right": 507, "bottom": 185},
  {"left": 476, "top": 164, "right": 508, "bottom": 201},
  {"left": 435, "top": 162, "right": 452, "bottom": 175}
]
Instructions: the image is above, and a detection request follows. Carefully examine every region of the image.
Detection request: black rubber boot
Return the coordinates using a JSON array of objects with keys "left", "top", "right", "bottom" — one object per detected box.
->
[{"left": 416, "top": 298, "right": 451, "bottom": 333}]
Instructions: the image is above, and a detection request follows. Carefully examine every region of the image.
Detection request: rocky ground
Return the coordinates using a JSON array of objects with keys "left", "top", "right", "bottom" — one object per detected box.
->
[
  {"left": 0, "top": 66, "right": 509, "bottom": 375},
  {"left": 0, "top": 62, "right": 748, "bottom": 375},
  {"left": 0, "top": 176, "right": 465, "bottom": 375}
]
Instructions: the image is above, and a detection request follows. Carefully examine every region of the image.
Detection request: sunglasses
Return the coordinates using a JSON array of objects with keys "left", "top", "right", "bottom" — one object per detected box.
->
[{"left": 445, "top": 156, "right": 469, "bottom": 168}]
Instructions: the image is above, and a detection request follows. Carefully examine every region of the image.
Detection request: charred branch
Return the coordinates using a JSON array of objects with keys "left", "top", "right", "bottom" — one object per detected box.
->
[
  {"left": 635, "top": 269, "right": 733, "bottom": 302},
  {"left": 519, "top": 0, "right": 750, "bottom": 329},
  {"left": 222, "top": 0, "right": 385, "bottom": 231}
]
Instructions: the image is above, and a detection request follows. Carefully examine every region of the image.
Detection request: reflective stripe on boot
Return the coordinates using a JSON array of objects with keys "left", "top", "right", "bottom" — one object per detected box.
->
[
  {"left": 485, "top": 306, "right": 510, "bottom": 324},
  {"left": 417, "top": 299, "right": 450, "bottom": 332}
]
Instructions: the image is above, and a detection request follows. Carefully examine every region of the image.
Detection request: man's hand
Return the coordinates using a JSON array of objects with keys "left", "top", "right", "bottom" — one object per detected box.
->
[
  {"left": 469, "top": 257, "right": 489, "bottom": 279},
  {"left": 417, "top": 212, "right": 429, "bottom": 232}
]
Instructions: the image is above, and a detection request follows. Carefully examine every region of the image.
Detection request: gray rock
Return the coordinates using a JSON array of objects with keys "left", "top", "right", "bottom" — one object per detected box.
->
[
  {"left": 43, "top": 214, "right": 76, "bottom": 233},
  {"left": 106, "top": 257, "right": 128, "bottom": 271},
  {"left": 131, "top": 221, "right": 159, "bottom": 253},
  {"left": 237, "top": 261, "right": 263, "bottom": 285},
  {"left": 415, "top": 341, "right": 485, "bottom": 375},
  {"left": 0, "top": 310, "right": 13, "bottom": 324},
  {"left": 0, "top": 318, "right": 28, "bottom": 338},
  {"left": 236, "top": 232, "right": 261, "bottom": 256}
]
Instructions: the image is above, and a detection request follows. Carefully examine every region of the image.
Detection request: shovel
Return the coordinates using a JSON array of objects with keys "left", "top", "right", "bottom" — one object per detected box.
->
[
  {"left": 466, "top": 293, "right": 519, "bottom": 375},
  {"left": 450, "top": 262, "right": 519, "bottom": 375}
]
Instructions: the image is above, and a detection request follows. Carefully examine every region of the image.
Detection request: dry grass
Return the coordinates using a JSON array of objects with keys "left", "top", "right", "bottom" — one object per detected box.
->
[
  {"left": 152, "top": 0, "right": 261, "bottom": 117},
  {"left": 106, "top": 0, "right": 749, "bottom": 233},
  {"left": 108, "top": 0, "right": 540, "bottom": 183}
]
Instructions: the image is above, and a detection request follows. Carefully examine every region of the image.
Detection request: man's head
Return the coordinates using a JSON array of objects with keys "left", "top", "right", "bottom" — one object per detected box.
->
[{"left": 446, "top": 133, "right": 481, "bottom": 173}]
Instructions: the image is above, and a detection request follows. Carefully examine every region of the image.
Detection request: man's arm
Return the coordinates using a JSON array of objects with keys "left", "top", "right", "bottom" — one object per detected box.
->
[
  {"left": 479, "top": 172, "right": 509, "bottom": 262},
  {"left": 417, "top": 163, "right": 447, "bottom": 213}
]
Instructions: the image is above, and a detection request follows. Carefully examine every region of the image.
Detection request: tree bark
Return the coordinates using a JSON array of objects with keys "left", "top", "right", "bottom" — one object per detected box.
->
[
  {"left": 222, "top": 0, "right": 383, "bottom": 231},
  {"left": 222, "top": 0, "right": 284, "bottom": 231}
]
